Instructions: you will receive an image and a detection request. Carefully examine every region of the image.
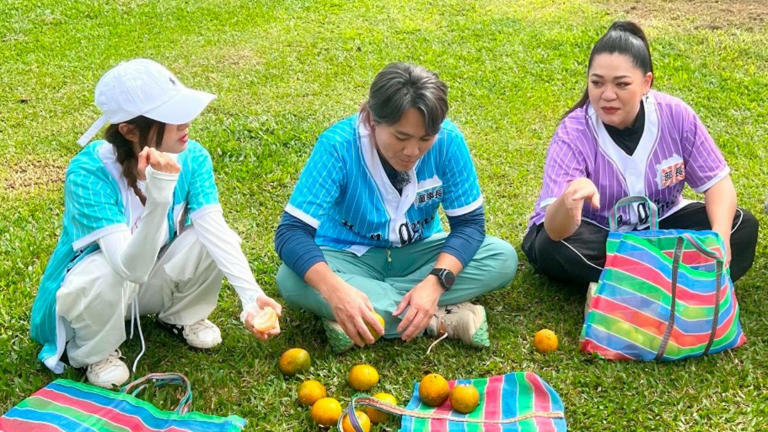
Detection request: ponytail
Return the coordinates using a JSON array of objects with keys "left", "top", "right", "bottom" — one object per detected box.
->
[{"left": 104, "top": 116, "right": 166, "bottom": 205}]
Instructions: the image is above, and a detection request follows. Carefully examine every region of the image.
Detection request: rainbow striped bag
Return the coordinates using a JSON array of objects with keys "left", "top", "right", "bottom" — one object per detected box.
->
[
  {"left": 341, "top": 372, "right": 567, "bottom": 431},
  {"left": 580, "top": 196, "right": 746, "bottom": 361},
  {"left": 1, "top": 373, "right": 246, "bottom": 432}
]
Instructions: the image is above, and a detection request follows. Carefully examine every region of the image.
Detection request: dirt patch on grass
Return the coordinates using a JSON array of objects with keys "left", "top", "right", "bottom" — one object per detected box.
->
[
  {"left": 596, "top": 0, "right": 768, "bottom": 30},
  {"left": 1, "top": 157, "right": 66, "bottom": 195}
]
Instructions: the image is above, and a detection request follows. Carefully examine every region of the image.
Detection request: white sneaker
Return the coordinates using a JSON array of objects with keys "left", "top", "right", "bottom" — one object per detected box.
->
[
  {"left": 426, "top": 302, "right": 489, "bottom": 348},
  {"left": 160, "top": 319, "right": 222, "bottom": 349},
  {"left": 181, "top": 319, "right": 222, "bottom": 349},
  {"left": 86, "top": 350, "right": 130, "bottom": 388}
]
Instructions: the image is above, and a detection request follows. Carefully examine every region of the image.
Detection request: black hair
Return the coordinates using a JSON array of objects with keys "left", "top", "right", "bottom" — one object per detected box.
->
[
  {"left": 104, "top": 116, "right": 166, "bottom": 205},
  {"left": 564, "top": 20, "right": 653, "bottom": 118},
  {"left": 361, "top": 62, "right": 448, "bottom": 136}
]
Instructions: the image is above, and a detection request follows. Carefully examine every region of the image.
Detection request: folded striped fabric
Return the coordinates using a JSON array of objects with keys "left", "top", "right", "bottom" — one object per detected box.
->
[{"left": 1, "top": 378, "right": 246, "bottom": 432}]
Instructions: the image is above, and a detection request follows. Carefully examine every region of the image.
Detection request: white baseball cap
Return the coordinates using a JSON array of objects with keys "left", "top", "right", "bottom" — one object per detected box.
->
[{"left": 77, "top": 58, "right": 216, "bottom": 146}]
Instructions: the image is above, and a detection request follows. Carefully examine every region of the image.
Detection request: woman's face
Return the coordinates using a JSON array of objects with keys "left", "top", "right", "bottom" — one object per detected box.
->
[
  {"left": 370, "top": 107, "right": 437, "bottom": 172},
  {"left": 588, "top": 53, "right": 653, "bottom": 129},
  {"left": 119, "top": 121, "right": 190, "bottom": 154},
  {"left": 158, "top": 122, "right": 190, "bottom": 153}
]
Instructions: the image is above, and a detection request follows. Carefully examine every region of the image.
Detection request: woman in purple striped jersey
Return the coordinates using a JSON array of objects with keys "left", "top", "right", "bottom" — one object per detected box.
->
[{"left": 522, "top": 21, "right": 758, "bottom": 288}]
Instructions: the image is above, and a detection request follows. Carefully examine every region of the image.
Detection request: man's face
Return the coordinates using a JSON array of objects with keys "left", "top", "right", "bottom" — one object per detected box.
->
[{"left": 371, "top": 108, "right": 437, "bottom": 171}]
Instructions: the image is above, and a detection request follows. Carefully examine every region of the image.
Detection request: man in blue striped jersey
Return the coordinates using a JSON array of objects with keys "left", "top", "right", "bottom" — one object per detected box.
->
[{"left": 275, "top": 63, "right": 517, "bottom": 352}]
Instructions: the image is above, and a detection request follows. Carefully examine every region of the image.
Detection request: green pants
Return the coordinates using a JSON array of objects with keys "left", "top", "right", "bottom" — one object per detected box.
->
[{"left": 277, "top": 234, "right": 517, "bottom": 338}]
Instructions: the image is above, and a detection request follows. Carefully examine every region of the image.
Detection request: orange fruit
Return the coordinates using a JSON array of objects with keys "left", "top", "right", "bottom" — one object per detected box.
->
[
  {"left": 297, "top": 379, "right": 326, "bottom": 406},
  {"left": 278, "top": 348, "right": 310, "bottom": 376},
  {"left": 419, "top": 373, "right": 450, "bottom": 407},
  {"left": 449, "top": 384, "right": 480, "bottom": 414},
  {"left": 533, "top": 329, "right": 558, "bottom": 353},
  {"left": 310, "top": 397, "right": 342, "bottom": 426},
  {"left": 365, "top": 392, "right": 397, "bottom": 424},
  {"left": 341, "top": 410, "right": 371, "bottom": 432},
  {"left": 367, "top": 312, "right": 386, "bottom": 341},
  {"left": 247, "top": 306, "right": 278, "bottom": 333},
  {"left": 348, "top": 364, "right": 379, "bottom": 391}
]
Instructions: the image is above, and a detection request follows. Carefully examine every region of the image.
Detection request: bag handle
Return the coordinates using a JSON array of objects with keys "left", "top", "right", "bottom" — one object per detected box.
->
[
  {"left": 655, "top": 234, "right": 725, "bottom": 360},
  {"left": 655, "top": 237, "right": 683, "bottom": 360},
  {"left": 339, "top": 396, "right": 566, "bottom": 431},
  {"left": 609, "top": 196, "right": 659, "bottom": 231},
  {"left": 121, "top": 373, "right": 193, "bottom": 414}
]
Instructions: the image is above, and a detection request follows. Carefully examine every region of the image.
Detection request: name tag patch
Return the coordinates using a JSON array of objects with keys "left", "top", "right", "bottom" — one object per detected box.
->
[
  {"left": 657, "top": 156, "right": 685, "bottom": 188},
  {"left": 414, "top": 185, "right": 443, "bottom": 208}
]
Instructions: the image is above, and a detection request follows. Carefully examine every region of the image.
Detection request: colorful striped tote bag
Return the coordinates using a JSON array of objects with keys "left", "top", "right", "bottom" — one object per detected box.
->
[
  {"left": 1, "top": 373, "right": 246, "bottom": 432},
  {"left": 340, "top": 372, "right": 567, "bottom": 431},
  {"left": 580, "top": 196, "right": 746, "bottom": 361}
]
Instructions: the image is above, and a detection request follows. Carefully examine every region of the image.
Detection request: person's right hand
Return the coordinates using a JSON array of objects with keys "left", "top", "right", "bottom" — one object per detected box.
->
[
  {"left": 321, "top": 280, "right": 384, "bottom": 347},
  {"left": 561, "top": 177, "right": 600, "bottom": 220},
  {"left": 137, "top": 147, "right": 181, "bottom": 179}
]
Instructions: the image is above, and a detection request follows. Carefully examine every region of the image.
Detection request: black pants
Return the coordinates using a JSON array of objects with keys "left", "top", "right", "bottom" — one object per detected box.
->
[{"left": 522, "top": 203, "right": 759, "bottom": 289}]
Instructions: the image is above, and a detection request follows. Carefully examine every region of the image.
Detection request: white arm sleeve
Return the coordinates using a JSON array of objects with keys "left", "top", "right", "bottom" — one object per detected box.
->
[
  {"left": 191, "top": 209, "right": 265, "bottom": 309},
  {"left": 97, "top": 167, "right": 178, "bottom": 283}
]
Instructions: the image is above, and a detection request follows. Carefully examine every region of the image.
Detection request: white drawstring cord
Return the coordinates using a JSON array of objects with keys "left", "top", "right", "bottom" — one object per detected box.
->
[
  {"left": 130, "top": 299, "right": 146, "bottom": 374},
  {"left": 426, "top": 332, "right": 448, "bottom": 355}
]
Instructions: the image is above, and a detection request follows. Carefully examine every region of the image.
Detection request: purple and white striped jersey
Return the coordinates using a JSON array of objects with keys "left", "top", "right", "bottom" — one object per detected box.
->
[{"left": 528, "top": 90, "right": 729, "bottom": 231}]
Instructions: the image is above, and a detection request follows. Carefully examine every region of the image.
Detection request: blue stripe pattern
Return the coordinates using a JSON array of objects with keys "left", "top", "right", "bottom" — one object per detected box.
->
[
  {"left": 288, "top": 115, "right": 481, "bottom": 251},
  {"left": 4, "top": 407, "right": 100, "bottom": 432},
  {"left": 597, "top": 282, "right": 736, "bottom": 334},
  {"left": 44, "top": 381, "right": 238, "bottom": 431}
]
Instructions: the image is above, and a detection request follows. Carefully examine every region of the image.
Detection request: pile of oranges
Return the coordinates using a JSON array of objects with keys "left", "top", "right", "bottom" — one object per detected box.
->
[
  {"left": 280, "top": 347, "right": 482, "bottom": 431},
  {"left": 278, "top": 326, "right": 559, "bottom": 430},
  {"left": 285, "top": 357, "right": 398, "bottom": 431},
  {"left": 278, "top": 313, "right": 399, "bottom": 431}
]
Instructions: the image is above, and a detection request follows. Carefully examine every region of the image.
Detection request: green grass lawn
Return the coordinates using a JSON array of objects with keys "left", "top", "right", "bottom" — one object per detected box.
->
[{"left": 1, "top": 0, "right": 767, "bottom": 430}]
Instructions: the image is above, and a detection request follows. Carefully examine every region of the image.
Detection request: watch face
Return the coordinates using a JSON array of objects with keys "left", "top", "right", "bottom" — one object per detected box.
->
[{"left": 443, "top": 270, "right": 456, "bottom": 287}]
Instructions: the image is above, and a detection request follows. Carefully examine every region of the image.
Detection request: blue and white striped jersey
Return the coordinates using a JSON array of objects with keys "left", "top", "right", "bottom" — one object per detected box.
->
[
  {"left": 31, "top": 139, "right": 220, "bottom": 373},
  {"left": 286, "top": 115, "right": 483, "bottom": 255}
]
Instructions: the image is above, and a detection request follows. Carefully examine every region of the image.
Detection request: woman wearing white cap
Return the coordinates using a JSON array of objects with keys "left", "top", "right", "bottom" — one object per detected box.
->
[{"left": 30, "top": 59, "right": 282, "bottom": 388}]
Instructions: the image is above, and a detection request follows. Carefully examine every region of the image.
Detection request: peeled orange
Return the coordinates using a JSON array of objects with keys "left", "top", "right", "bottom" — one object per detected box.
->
[{"left": 246, "top": 306, "right": 278, "bottom": 333}]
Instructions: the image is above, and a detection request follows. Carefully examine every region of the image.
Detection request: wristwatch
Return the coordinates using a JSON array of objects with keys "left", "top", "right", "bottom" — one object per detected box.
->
[{"left": 429, "top": 268, "right": 456, "bottom": 291}]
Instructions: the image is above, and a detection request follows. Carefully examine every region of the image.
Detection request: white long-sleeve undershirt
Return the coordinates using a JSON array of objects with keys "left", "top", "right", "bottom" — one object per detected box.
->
[
  {"left": 190, "top": 209, "right": 264, "bottom": 308},
  {"left": 97, "top": 168, "right": 264, "bottom": 311},
  {"left": 98, "top": 167, "right": 177, "bottom": 284}
]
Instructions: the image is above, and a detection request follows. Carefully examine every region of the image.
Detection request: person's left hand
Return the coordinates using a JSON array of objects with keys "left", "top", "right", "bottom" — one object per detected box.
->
[
  {"left": 393, "top": 276, "right": 443, "bottom": 342},
  {"left": 242, "top": 294, "right": 283, "bottom": 341},
  {"left": 714, "top": 230, "right": 732, "bottom": 267}
]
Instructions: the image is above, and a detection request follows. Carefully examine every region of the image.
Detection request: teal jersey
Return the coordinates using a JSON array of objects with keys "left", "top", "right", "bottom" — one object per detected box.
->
[
  {"left": 30, "top": 139, "right": 219, "bottom": 372},
  {"left": 286, "top": 115, "right": 483, "bottom": 255}
]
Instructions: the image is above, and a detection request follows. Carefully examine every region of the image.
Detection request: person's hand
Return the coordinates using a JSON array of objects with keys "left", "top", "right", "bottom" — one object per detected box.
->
[
  {"left": 717, "top": 233, "right": 732, "bottom": 267},
  {"left": 393, "top": 276, "right": 443, "bottom": 342},
  {"left": 137, "top": 147, "right": 181, "bottom": 179},
  {"left": 241, "top": 294, "right": 283, "bottom": 341},
  {"left": 562, "top": 177, "right": 600, "bottom": 220},
  {"left": 321, "top": 280, "right": 383, "bottom": 347}
]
